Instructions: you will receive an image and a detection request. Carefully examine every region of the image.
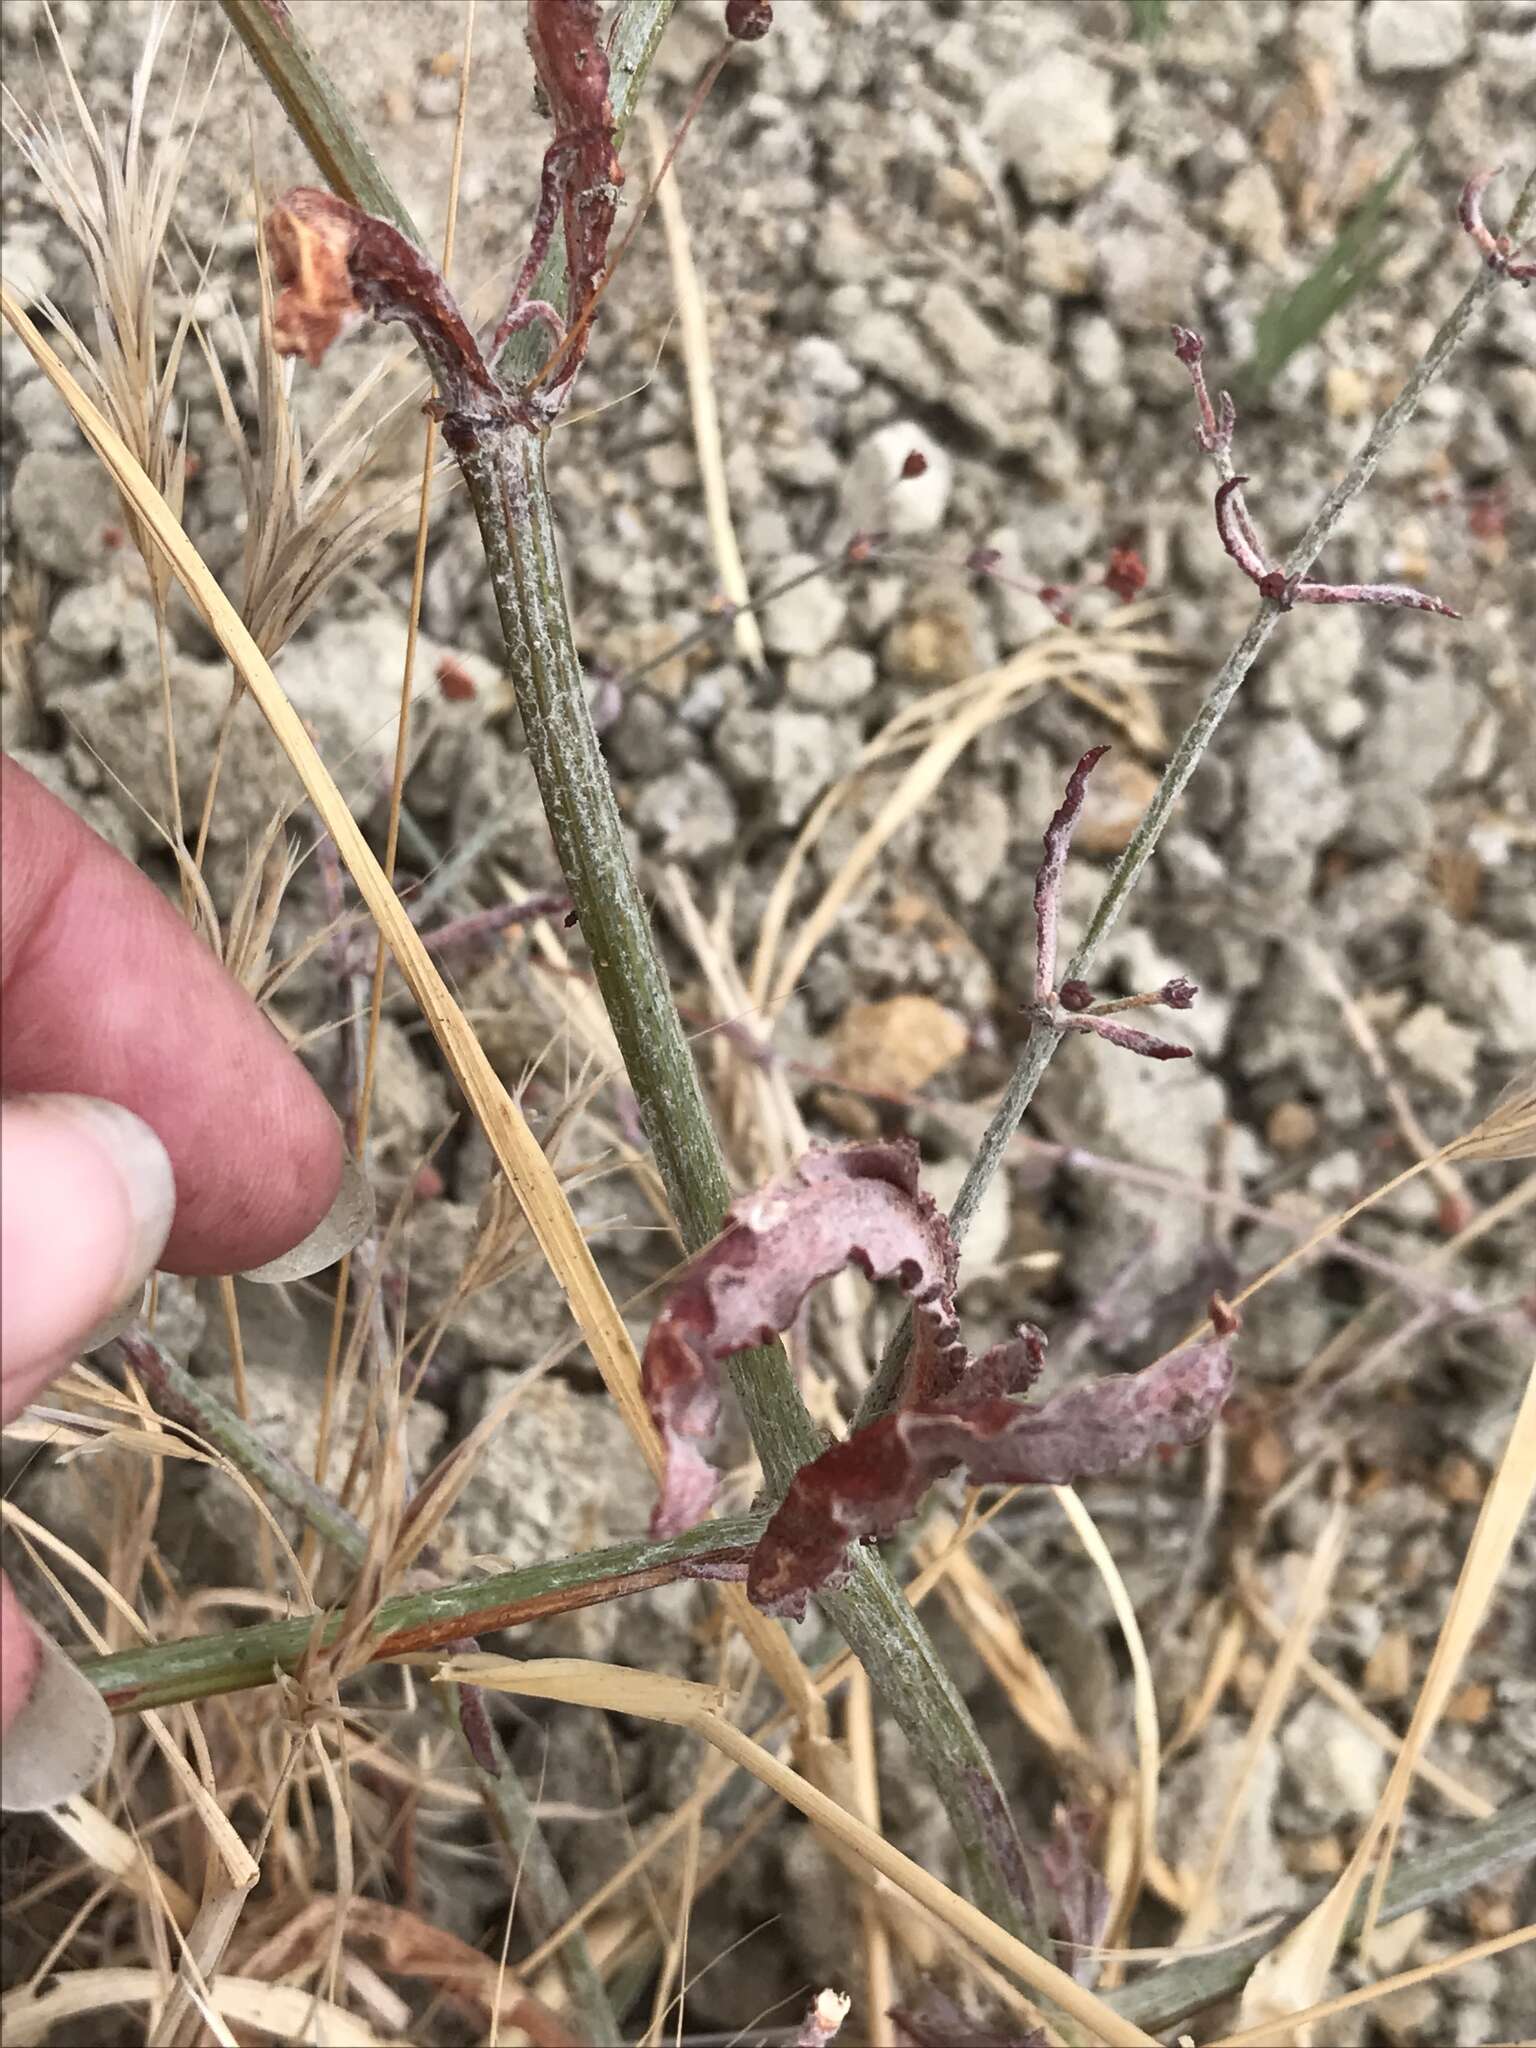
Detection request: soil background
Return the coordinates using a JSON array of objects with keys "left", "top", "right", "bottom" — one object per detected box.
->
[{"left": 2, "top": 2, "right": 1534, "bottom": 2043}]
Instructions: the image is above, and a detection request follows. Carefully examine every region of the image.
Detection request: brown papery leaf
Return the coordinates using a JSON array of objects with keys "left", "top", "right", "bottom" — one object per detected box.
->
[
  {"left": 642, "top": 1141, "right": 968, "bottom": 1534},
  {"left": 266, "top": 187, "right": 362, "bottom": 368},
  {"left": 747, "top": 1323, "right": 1236, "bottom": 1618}
]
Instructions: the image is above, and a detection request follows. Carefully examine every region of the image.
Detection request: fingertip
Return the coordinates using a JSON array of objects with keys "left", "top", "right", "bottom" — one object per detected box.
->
[
  {"left": 0, "top": 1095, "right": 174, "bottom": 1405},
  {"left": 0, "top": 1576, "right": 41, "bottom": 1737}
]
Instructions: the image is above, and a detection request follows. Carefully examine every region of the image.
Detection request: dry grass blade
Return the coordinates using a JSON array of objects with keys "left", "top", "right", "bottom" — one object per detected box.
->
[
  {"left": 433, "top": 1652, "right": 1162, "bottom": 2047},
  {"left": 1241, "top": 1588, "right": 1493, "bottom": 1821},
  {"left": 645, "top": 107, "right": 764, "bottom": 673},
  {"left": 0, "top": 1969, "right": 384, "bottom": 2048},
  {"left": 1236, "top": 1360, "right": 1536, "bottom": 2038},
  {"left": 1052, "top": 1485, "right": 1160, "bottom": 1940},
  {"left": 47, "top": 1797, "right": 197, "bottom": 1929},
  {"left": 1, "top": 282, "right": 659, "bottom": 1471},
  {"left": 3, "top": 0, "right": 199, "bottom": 582},
  {"left": 1179, "top": 1502, "right": 1349, "bottom": 1948},
  {"left": 1215, "top": 1922, "right": 1535, "bottom": 2048}
]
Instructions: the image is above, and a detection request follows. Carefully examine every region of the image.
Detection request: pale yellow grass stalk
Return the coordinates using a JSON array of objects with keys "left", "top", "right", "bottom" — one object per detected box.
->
[
  {"left": 645, "top": 109, "right": 765, "bottom": 673},
  {"left": 432, "top": 1653, "right": 1162, "bottom": 2048}
]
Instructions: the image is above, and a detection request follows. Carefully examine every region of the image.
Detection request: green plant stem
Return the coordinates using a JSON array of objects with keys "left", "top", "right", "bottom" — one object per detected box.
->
[
  {"left": 107, "top": 1330, "right": 368, "bottom": 1559},
  {"left": 1106, "top": 1794, "right": 1536, "bottom": 2033},
  {"left": 107, "top": 1331, "right": 620, "bottom": 2045},
  {"left": 460, "top": 427, "right": 734, "bottom": 1252},
  {"left": 79, "top": 1515, "right": 766, "bottom": 1712},
  {"left": 856, "top": 174, "right": 1535, "bottom": 1433},
  {"left": 221, "top": 0, "right": 1039, "bottom": 1942},
  {"left": 222, "top": 0, "right": 419, "bottom": 239}
]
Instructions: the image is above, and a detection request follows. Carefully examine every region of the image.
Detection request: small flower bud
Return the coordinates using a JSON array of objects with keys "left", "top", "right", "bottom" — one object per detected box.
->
[{"left": 725, "top": 0, "right": 773, "bottom": 39}]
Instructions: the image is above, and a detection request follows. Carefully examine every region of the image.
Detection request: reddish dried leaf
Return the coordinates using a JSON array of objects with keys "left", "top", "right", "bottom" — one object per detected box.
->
[
  {"left": 747, "top": 1326, "right": 1236, "bottom": 1617},
  {"left": 266, "top": 188, "right": 501, "bottom": 419},
  {"left": 642, "top": 1142, "right": 964, "bottom": 1534},
  {"left": 1034, "top": 745, "right": 1109, "bottom": 1002},
  {"left": 1070, "top": 1014, "right": 1193, "bottom": 1061},
  {"left": 526, "top": 0, "right": 623, "bottom": 311},
  {"left": 267, "top": 187, "right": 362, "bottom": 368}
]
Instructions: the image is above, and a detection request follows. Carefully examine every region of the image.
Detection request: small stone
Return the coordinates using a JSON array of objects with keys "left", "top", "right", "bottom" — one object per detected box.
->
[
  {"left": 925, "top": 783, "right": 1012, "bottom": 907},
  {"left": 883, "top": 597, "right": 977, "bottom": 687},
  {"left": 1444, "top": 1680, "right": 1494, "bottom": 1725},
  {"left": 1365, "top": 1907, "right": 1429, "bottom": 1977},
  {"left": 717, "top": 706, "right": 846, "bottom": 828},
  {"left": 1076, "top": 165, "right": 1207, "bottom": 331},
  {"left": 1362, "top": 1629, "right": 1413, "bottom": 1702},
  {"left": 1019, "top": 219, "right": 1096, "bottom": 296},
  {"left": 1462, "top": 1885, "right": 1518, "bottom": 1939},
  {"left": 1217, "top": 162, "right": 1288, "bottom": 265},
  {"left": 1394, "top": 1004, "right": 1478, "bottom": 1101},
  {"left": 643, "top": 442, "right": 696, "bottom": 493},
  {"left": 1419, "top": 912, "right": 1536, "bottom": 1057},
  {"left": 9, "top": 452, "right": 123, "bottom": 581},
  {"left": 792, "top": 334, "right": 863, "bottom": 398},
  {"left": 1230, "top": 717, "right": 1349, "bottom": 893},
  {"left": 1434, "top": 1452, "right": 1484, "bottom": 1505},
  {"left": 932, "top": 163, "right": 985, "bottom": 223},
  {"left": 1232, "top": 1418, "right": 1290, "bottom": 1498},
  {"left": 1266, "top": 1101, "right": 1319, "bottom": 1154},
  {"left": 840, "top": 422, "right": 954, "bottom": 538},
  {"left": 785, "top": 646, "right": 877, "bottom": 710},
  {"left": 1282, "top": 1697, "right": 1387, "bottom": 1823},
  {"left": 632, "top": 759, "right": 737, "bottom": 861},
  {"left": 1363, "top": 0, "right": 1470, "bottom": 74},
  {"left": 759, "top": 554, "right": 848, "bottom": 658},
  {"left": 1073, "top": 754, "right": 1158, "bottom": 857},
  {"left": 46, "top": 583, "right": 145, "bottom": 664},
  {"left": 1325, "top": 364, "right": 1374, "bottom": 421},
  {"left": 987, "top": 48, "right": 1117, "bottom": 204},
  {"left": 1285, "top": 1833, "right": 1346, "bottom": 1877},
  {"left": 830, "top": 995, "right": 968, "bottom": 1097},
  {"left": 1374, "top": 1984, "right": 1441, "bottom": 2046},
  {"left": 1066, "top": 311, "right": 1124, "bottom": 391},
  {"left": 916, "top": 281, "right": 1058, "bottom": 446}
]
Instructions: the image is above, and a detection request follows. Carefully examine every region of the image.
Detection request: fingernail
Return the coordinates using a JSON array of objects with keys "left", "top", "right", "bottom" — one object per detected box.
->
[
  {"left": 77, "top": 1280, "right": 151, "bottom": 1355},
  {"left": 20, "top": 1095, "right": 175, "bottom": 1302},
  {"left": 0, "top": 1623, "right": 114, "bottom": 1812},
  {"left": 242, "top": 1148, "right": 375, "bottom": 1284}
]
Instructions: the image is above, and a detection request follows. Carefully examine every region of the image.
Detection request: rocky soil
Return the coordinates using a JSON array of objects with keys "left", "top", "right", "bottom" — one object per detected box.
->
[{"left": 3, "top": 1, "right": 1534, "bottom": 2042}]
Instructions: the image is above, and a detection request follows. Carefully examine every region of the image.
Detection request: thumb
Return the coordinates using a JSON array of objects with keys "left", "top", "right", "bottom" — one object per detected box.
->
[
  {"left": 1, "top": 1094, "right": 175, "bottom": 1418},
  {"left": 0, "top": 1094, "right": 173, "bottom": 1803}
]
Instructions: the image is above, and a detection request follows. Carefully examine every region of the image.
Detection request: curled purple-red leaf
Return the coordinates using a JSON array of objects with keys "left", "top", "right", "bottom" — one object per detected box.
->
[
  {"left": 747, "top": 1318, "right": 1237, "bottom": 1617},
  {"left": 1035, "top": 746, "right": 1109, "bottom": 1002},
  {"left": 527, "top": 0, "right": 623, "bottom": 312},
  {"left": 641, "top": 1142, "right": 964, "bottom": 1535}
]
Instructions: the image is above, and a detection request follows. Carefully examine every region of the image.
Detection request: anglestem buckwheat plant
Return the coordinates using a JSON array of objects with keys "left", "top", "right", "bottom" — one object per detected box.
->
[{"left": 225, "top": 0, "right": 1042, "bottom": 1938}]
